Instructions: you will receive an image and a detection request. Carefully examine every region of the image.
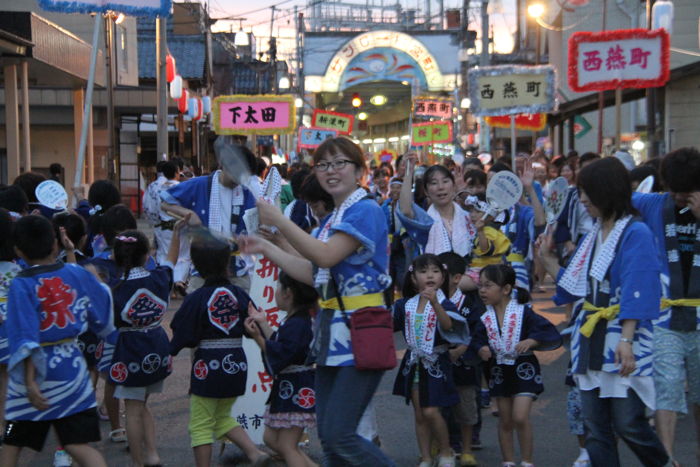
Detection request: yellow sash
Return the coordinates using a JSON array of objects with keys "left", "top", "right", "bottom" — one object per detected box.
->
[
  {"left": 318, "top": 293, "right": 384, "bottom": 310},
  {"left": 506, "top": 253, "right": 525, "bottom": 263}
]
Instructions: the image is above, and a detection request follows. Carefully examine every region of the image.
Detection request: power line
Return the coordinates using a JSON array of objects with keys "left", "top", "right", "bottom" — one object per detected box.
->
[{"left": 211, "top": 0, "right": 298, "bottom": 19}]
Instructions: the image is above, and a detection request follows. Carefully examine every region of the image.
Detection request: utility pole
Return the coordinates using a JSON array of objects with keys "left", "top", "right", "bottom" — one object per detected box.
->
[
  {"left": 295, "top": 8, "right": 305, "bottom": 132},
  {"left": 646, "top": 0, "right": 658, "bottom": 158},
  {"left": 156, "top": 17, "right": 168, "bottom": 161},
  {"left": 479, "top": 0, "right": 490, "bottom": 152},
  {"left": 105, "top": 15, "right": 117, "bottom": 182}
]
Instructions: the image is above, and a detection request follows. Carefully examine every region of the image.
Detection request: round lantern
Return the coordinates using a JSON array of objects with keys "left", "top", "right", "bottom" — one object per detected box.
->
[
  {"left": 177, "top": 89, "right": 189, "bottom": 113},
  {"left": 194, "top": 98, "right": 203, "bottom": 121},
  {"left": 202, "top": 96, "right": 211, "bottom": 115},
  {"left": 166, "top": 54, "right": 177, "bottom": 83},
  {"left": 169, "top": 75, "right": 183, "bottom": 100}
]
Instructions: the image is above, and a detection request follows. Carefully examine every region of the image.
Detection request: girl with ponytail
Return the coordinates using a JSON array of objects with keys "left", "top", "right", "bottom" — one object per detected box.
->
[{"left": 473, "top": 264, "right": 562, "bottom": 467}]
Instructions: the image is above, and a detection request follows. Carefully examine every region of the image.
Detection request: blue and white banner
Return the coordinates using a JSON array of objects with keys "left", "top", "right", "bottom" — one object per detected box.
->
[{"left": 39, "top": 0, "right": 171, "bottom": 17}]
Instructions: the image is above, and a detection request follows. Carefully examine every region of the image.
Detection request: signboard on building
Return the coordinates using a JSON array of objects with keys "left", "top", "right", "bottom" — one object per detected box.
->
[
  {"left": 413, "top": 97, "right": 453, "bottom": 119},
  {"left": 213, "top": 95, "right": 296, "bottom": 136},
  {"left": 485, "top": 113, "right": 547, "bottom": 131},
  {"left": 38, "top": 0, "right": 171, "bottom": 16},
  {"left": 311, "top": 109, "right": 354, "bottom": 135},
  {"left": 298, "top": 127, "right": 339, "bottom": 150},
  {"left": 411, "top": 121, "right": 453, "bottom": 146},
  {"left": 467, "top": 65, "right": 556, "bottom": 117},
  {"left": 568, "top": 28, "right": 670, "bottom": 92}
]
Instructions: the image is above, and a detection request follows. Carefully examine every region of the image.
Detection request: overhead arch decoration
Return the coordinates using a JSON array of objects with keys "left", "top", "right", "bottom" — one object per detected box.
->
[{"left": 320, "top": 30, "right": 447, "bottom": 92}]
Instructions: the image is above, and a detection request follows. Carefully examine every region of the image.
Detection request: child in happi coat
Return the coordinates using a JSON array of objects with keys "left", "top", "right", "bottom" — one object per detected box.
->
[
  {"left": 245, "top": 271, "right": 318, "bottom": 467},
  {"left": 109, "top": 221, "right": 185, "bottom": 467},
  {"left": 170, "top": 237, "right": 270, "bottom": 467},
  {"left": 2, "top": 215, "right": 116, "bottom": 467},
  {"left": 0, "top": 209, "right": 21, "bottom": 437},
  {"left": 393, "top": 254, "right": 470, "bottom": 467},
  {"left": 461, "top": 193, "right": 511, "bottom": 290},
  {"left": 473, "top": 264, "right": 562, "bottom": 467},
  {"left": 438, "top": 252, "right": 483, "bottom": 467}
]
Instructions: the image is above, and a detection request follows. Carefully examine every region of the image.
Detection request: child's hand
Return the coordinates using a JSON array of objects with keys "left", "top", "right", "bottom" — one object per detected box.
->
[
  {"left": 420, "top": 286, "right": 438, "bottom": 305},
  {"left": 448, "top": 346, "right": 466, "bottom": 363},
  {"left": 174, "top": 213, "right": 191, "bottom": 233},
  {"left": 515, "top": 338, "right": 538, "bottom": 354},
  {"left": 247, "top": 302, "right": 267, "bottom": 324},
  {"left": 59, "top": 227, "right": 75, "bottom": 252},
  {"left": 615, "top": 340, "right": 636, "bottom": 377},
  {"left": 244, "top": 317, "right": 261, "bottom": 338},
  {"left": 27, "top": 381, "right": 49, "bottom": 411},
  {"left": 474, "top": 217, "right": 486, "bottom": 232},
  {"left": 519, "top": 164, "right": 535, "bottom": 190},
  {"left": 478, "top": 345, "right": 492, "bottom": 361}
]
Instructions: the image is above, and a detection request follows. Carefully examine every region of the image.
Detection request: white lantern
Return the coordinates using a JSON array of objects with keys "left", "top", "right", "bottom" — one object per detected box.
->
[
  {"left": 169, "top": 75, "right": 183, "bottom": 100},
  {"left": 652, "top": 0, "right": 674, "bottom": 35}
]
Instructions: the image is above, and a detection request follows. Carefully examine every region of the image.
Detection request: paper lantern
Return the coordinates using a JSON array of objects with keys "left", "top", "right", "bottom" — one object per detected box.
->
[
  {"left": 202, "top": 96, "right": 211, "bottom": 114},
  {"left": 194, "top": 98, "right": 203, "bottom": 121},
  {"left": 187, "top": 98, "right": 198, "bottom": 120},
  {"left": 169, "top": 75, "right": 183, "bottom": 99},
  {"left": 177, "top": 90, "right": 189, "bottom": 113},
  {"left": 166, "top": 54, "right": 177, "bottom": 83}
]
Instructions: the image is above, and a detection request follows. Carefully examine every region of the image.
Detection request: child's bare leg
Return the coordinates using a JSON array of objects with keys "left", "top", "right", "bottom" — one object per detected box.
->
[
  {"left": 141, "top": 401, "right": 161, "bottom": 465},
  {"left": 124, "top": 399, "right": 146, "bottom": 465},
  {"left": 496, "top": 397, "right": 515, "bottom": 463},
  {"left": 88, "top": 367, "right": 98, "bottom": 389},
  {"left": 193, "top": 443, "right": 213, "bottom": 467},
  {"left": 263, "top": 427, "right": 280, "bottom": 453},
  {"left": 0, "top": 444, "right": 21, "bottom": 467},
  {"left": 422, "top": 406, "right": 451, "bottom": 457},
  {"left": 277, "top": 426, "right": 315, "bottom": 467},
  {"left": 512, "top": 396, "right": 534, "bottom": 463},
  {"left": 104, "top": 381, "right": 121, "bottom": 431},
  {"left": 460, "top": 423, "right": 474, "bottom": 454},
  {"left": 224, "top": 425, "right": 266, "bottom": 462},
  {"left": 63, "top": 443, "right": 108, "bottom": 467},
  {"left": 411, "top": 389, "right": 431, "bottom": 462}
]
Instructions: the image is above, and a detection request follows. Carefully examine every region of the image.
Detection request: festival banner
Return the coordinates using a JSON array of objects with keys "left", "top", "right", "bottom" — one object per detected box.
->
[
  {"left": 411, "top": 121, "right": 453, "bottom": 146},
  {"left": 485, "top": 113, "right": 547, "bottom": 131},
  {"left": 311, "top": 109, "right": 354, "bottom": 135},
  {"left": 298, "top": 127, "right": 339, "bottom": 150},
  {"left": 38, "top": 0, "right": 170, "bottom": 16},
  {"left": 231, "top": 256, "right": 286, "bottom": 444},
  {"left": 467, "top": 65, "right": 556, "bottom": 117},
  {"left": 413, "top": 97, "right": 453, "bottom": 119},
  {"left": 213, "top": 95, "right": 296, "bottom": 136},
  {"left": 568, "top": 28, "right": 670, "bottom": 92}
]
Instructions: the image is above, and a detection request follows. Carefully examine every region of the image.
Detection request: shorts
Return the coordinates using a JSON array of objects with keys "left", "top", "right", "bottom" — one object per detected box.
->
[
  {"left": 653, "top": 326, "right": 700, "bottom": 413},
  {"left": 189, "top": 395, "right": 239, "bottom": 448},
  {"left": 4, "top": 408, "right": 100, "bottom": 452},
  {"left": 453, "top": 385, "right": 478, "bottom": 426},
  {"left": 264, "top": 406, "right": 316, "bottom": 430},
  {"left": 114, "top": 380, "right": 164, "bottom": 401},
  {"left": 567, "top": 386, "right": 585, "bottom": 436}
]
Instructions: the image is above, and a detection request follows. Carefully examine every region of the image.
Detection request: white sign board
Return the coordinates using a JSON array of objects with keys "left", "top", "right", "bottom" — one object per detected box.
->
[{"left": 38, "top": 0, "right": 170, "bottom": 16}]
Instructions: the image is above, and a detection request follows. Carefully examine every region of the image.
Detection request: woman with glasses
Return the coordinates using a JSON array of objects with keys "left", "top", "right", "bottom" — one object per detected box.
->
[{"left": 238, "top": 137, "right": 395, "bottom": 467}]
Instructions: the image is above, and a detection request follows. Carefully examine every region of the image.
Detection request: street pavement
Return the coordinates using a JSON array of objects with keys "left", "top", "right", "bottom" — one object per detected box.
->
[{"left": 14, "top": 222, "right": 698, "bottom": 466}]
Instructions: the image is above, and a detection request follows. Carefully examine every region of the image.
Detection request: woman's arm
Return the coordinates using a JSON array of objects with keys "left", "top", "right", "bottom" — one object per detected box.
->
[
  {"left": 520, "top": 164, "right": 546, "bottom": 227},
  {"left": 399, "top": 153, "right": 418, "bottom": 218},
  {"left": 238, "top": 235, "right": 314, "bottom": 286}
]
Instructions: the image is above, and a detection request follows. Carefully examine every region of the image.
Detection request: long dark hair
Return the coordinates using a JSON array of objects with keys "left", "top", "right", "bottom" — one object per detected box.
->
[
  {"left": 113, "top": 230, "right": 149, "bottom": 287},
  {"left": 577, "top": 157, "right": 634, "bottom": 221},
  {"left": 279, "top": 271, "right": 318, "bottom": 318},
  {"left": 402, "top": 253, "right": 450, "bottom": 298},
  {"left": 480, "top": 264, "right": 530, "bottom": 304}
]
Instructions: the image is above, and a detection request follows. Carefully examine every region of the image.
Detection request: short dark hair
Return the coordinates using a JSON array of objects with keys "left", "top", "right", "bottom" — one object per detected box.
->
[
  {"left": 422, "top": 165, "right": 454, "bottom": 190},
  {"left": 13, "top": 215, "right": 55, "bottom": 260},
  {"left": 438, "top": 251, "right": 467, "bottom": 277},
  {"left": 313, "top": 137, "right": 367, "bottom": 174},
  {"left": 155, "top": 160, "right": 168, "bottom": 174},
  {"left": 161, "top": 161, "right": 177, "bottom": 179},
  {"left": 0, "top": 208, "right": 14, "bottom": 261},
  {"left": 480, "top": 264, "right": 530, "bottom": 304},
  {"left": 660, "top": 147, "right": 700, "bottom": 193},
  {"left": 171, "top": 156, "right": 185, "bottom": 170},
  {"left": 191, "top": 236, "right": 231, "bottom": 280},
  {"left": 578, "top": 152, "right": 601, "bottom": 167},
  {"left": 52, "top": 212, "right": 87, "bottom": 251},
  {"left": 629, "top": 165, "right": 661, "bottom": 191},
  {"left": 462, "top": 157, "right": 484, "bottom": 171},
  {"left": 0, "top": 184, "right": 29, "bottom": 214},
  {"left": 464, "top": 168, "right": 487, "bottom": 186},
  {"left": 290, "top": 168, "right": 311, "bottom": 199},
  {"left": 489, "top": 162, "right": 512, "bottom": 174},
  {"left": 101, "top": 204, "right": 137, "bottom": 246},
  {"left": 88, "top": 180, "right": 121, "bottom": 211},
  {"left": 113, "top": 230, "right": 150, "bottom": 282},
  {"left": 299, "top": 173, "right": 334, "bottom": 212},
  {"left": 49, "top": 163, "right": 62, "bottom": 175},
  {"left": 13, "top": 172, "right": 46, "bottom": 203},
  {"left": 402, "top": 253, "right": 450, "bottom": 298},
  {"left": 577, "top": 157, "right": 633, "bottom": 220},
  {"left": 279, "top": 271, "right": 318, "bottom": 317}
]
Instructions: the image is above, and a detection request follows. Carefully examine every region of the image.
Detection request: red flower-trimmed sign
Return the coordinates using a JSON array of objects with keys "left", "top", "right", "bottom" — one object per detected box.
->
[
  {"left": 411, "top": 121, "right": 453, "bottom": 146},
  {"left": 485, "top": 113, "right": 547, "bottom": 131},
  {"left": 568, "top": 28, "right": 670, "bottom": 92},
  {"left": 311, "top": 109, "right": 354, "bottom": 135}
]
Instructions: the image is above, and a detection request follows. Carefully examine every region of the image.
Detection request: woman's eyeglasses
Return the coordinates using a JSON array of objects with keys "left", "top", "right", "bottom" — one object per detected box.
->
[{"left": 314, "top": 159, "right": 354, "bottom": 172}]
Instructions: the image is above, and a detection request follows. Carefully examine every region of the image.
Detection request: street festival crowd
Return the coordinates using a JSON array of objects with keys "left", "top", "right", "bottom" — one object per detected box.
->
[{"left": 0, "top": 138, "right": 698, "bottom": 467}]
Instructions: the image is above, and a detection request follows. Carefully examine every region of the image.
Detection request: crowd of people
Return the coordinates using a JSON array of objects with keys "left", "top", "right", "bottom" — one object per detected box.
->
[{"left": 0, "top": 139, "right": 697, "bottom": 467}]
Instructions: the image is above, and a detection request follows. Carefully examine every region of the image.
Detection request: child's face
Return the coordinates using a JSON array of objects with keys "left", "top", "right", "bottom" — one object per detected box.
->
[
  {"left": 412, "top": 263, "right": 445, "bottom": 292},
  {"left": 478, "top": 276, "right": 510, "bottom": 306},
  {"left": 275, "top": 282, "right": 292, "bottom": 311},
  {"left": 465, "top": 181, "right": 485, "bottom": 195}
]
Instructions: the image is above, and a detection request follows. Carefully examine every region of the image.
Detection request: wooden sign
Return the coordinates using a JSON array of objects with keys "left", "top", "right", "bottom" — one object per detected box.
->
[
  {"left": 298, "top": 127, "right": 338, "bottom": 150},
  {"left": 411, "top": 121, "right": 453, "bottom": 146},
  {"left": 468, "top": 65, "right": 556, "bottom": 117},
  {"left": 485, "top": 113, "right": 547, "bottom": 131},
  {"left": 413, "top": 97, "right": 453, "bottom": 119},
  {"left": 568, "top": 28, "right": 670, "bottom": 92},
  {"left": 213, "top": 95, "right": 296, "bottom": 135},
  {"left": 311, "top": 109, "right": 354, "bottom": 135}
]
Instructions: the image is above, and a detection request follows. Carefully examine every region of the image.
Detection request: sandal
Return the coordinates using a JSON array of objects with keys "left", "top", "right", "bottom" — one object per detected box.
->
[
  {"left": 109, "top": 428, "right": 127, "bottom": 443},
  {"left": 173, "top": 281, "right": 188, "bottom": 297}
]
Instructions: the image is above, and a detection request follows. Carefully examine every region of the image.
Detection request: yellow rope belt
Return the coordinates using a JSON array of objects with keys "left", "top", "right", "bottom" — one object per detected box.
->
[
  {"left": 580, "top": 298, "right": 700, "bottom": 337},
  {"left": 318, "top": 293, "right": 384, "bottom": 310}
]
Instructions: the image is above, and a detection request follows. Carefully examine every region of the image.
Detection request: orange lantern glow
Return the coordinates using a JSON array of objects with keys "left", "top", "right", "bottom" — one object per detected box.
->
[{"left": 166, "top": 54, "right": 177, "bottom": 83}]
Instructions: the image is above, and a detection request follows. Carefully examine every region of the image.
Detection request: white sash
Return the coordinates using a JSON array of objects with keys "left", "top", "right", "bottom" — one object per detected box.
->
[
  {"left": 481, "top": 301, "right": 523, "bottom": 365},
  {"left": 405, "top": 289, "right": 447, "bottom": 363},
  {"left": 425, "top": 203, "right": 475, "bottom": 257}
]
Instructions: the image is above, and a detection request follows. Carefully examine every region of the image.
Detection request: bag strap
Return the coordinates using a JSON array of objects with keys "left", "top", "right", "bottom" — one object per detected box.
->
[{"left": 329, "top": 273, "right": 351, "bottom": 327}]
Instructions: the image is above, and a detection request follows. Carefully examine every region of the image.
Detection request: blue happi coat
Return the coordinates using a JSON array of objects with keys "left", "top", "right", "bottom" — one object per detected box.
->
[
  {"left": 170, "top": 279, "right": 253, "bottom": 398},
  {"left": 109, "top": 265, "right": 173, "bottom": 387},
  {"left": 6, "top": 262, "right": 117, "bottom": 421}
]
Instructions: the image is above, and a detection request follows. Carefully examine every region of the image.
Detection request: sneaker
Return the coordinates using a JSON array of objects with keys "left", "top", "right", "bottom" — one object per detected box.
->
[
  {"left": 471, "top": 434, "right": 482, "bottom": 450},
  {"left": 437, "top": 456, "right": 456, "bottom": 467},
  {"left": 460, "top": 453, "right": 478, "bottom": 466},
  {"left": 480, "top": 389, "right": 491, "bottom": 409},
  {"left": 53, "top": 449, "right": 73, "bottom": 467}
]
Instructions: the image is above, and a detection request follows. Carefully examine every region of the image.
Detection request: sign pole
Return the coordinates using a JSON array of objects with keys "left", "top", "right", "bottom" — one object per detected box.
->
[
  {"left": 73, "top": 13, "right": 102, "bottom": 189},
  {"left": 510, "top": 114, "right": 516, "bottom": 169},
  {"left": 615, "top": 86, "right": 622, "bottom": 150}
]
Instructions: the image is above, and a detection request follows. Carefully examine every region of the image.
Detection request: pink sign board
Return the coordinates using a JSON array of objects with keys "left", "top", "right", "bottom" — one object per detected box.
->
[{"left": 213, "top": 95, "right": 296, "bottom": 135}]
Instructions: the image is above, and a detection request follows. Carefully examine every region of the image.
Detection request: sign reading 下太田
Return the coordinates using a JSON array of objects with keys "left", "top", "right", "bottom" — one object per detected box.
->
[
  {"left": 311, "top": 110, "right": 354, "bottom": 135},
  {"left": 568, "top": 28, "right": 670, "bottom": 92},
  {"left": 413, "top": 97, "right": 453, "bottom": 119},
  {"left": 213, "top": 95, "right": 296, "bottom": 135},
  {"left": 411, "top": 121, "right": 453, "bottom": 146},
  {"left": 468, "top": 65, "right": 556, "bottom": 117},
  {"left": 298, "top": 127, "right": 339, "bottom": 150},
  {"left": 485, "top": 113, "right": 547, "bottom": 131},
  {"left": 38, "top": 0, "right": 171, "bottom": 16}
]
